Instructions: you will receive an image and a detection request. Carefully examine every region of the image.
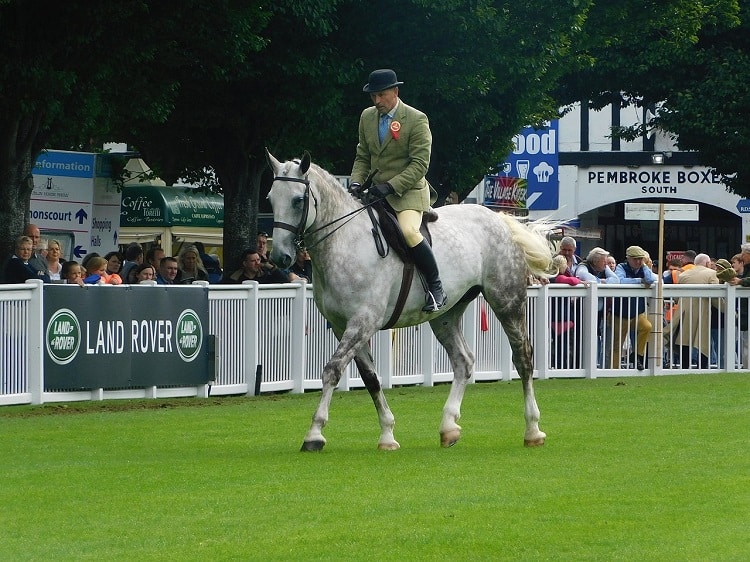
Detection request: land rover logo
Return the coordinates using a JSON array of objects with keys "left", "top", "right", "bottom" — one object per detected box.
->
[
  {"left": 175, "top": 309, "right": 202, "bottom": 362},
  {"left": 46, "top": 309, "right": 81, "bottom": 365}
]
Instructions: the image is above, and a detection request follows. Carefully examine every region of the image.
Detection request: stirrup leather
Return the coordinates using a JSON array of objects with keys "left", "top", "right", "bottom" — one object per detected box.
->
[{"left": 423, "top": 289, "right": 446, "bottom": 312}]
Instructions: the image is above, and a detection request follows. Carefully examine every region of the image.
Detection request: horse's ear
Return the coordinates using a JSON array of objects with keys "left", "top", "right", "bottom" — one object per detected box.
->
[
  {"left": 300, "top": 151, "right": 311, "bottom": 174},
  {"left": 265, "top": 147, "right": 281, "bottom": 172}
]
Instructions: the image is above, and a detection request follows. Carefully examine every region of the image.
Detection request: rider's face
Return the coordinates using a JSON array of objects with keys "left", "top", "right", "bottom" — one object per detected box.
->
[{"left": 370, "top": 88, "right": 399, "bottom": 115}]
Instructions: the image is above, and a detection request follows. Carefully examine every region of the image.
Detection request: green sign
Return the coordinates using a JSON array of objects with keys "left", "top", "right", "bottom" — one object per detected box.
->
[
  {"left": 43, "top": 285, "right": 210, "bottom": 390},
  {"left": 120, "top": 184, "right": 224, "bottom": 228}
]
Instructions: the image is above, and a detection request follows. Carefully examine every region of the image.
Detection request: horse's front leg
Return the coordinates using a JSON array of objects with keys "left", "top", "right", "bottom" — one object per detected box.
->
[
  {"left": 354, "top": 348, "right": 399, "bottom": 450},
  {"left": 301, "top": 321, "right": 375, "bottom": 452}
]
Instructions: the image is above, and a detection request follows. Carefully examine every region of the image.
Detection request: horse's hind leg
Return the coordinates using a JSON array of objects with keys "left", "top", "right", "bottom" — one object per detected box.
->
[
  {"left": 353, "top": 348, "right": 399, "bottom": 450},
  {"left": 486, "top": 290, "right": 546, "bottom": 447},
  {"left": 430, "top": 303, "right": 474, "bottom": 447}
]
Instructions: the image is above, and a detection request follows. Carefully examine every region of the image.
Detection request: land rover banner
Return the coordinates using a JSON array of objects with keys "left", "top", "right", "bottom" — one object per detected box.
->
[{"left": 43, "top": 284, "right": 210, "bottom": 389}]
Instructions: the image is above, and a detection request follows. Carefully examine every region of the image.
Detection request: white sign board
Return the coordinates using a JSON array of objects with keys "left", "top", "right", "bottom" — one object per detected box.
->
[
  {"left": 31, "top": 150, "right": 120, "bottom": 261},
  {"left": 624, "top": 203, "right": 699, "bottom": 221}
]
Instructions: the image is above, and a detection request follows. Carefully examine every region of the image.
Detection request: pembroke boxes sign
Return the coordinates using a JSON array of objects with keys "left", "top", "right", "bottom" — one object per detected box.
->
[{"left": 43, "top": 284, "right": 210, "bottom": 389}]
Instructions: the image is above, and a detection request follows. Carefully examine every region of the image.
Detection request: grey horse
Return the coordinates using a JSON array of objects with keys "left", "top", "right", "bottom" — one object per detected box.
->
[{"left": 266, "top": 150, "right": 553, "bottom": 451}]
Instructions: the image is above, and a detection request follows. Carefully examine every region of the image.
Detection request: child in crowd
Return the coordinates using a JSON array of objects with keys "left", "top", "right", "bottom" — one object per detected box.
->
[
  {"left": 61, "top": 260, "right": 84, "bottom": 286},
  {"left": 83, "top": 256, "right": 122, "bottom": 285}
]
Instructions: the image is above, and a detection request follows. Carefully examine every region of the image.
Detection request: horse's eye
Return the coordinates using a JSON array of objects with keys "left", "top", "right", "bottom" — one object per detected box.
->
[{"left": 293, "top": 196, "right": 305, "bottom": 208}]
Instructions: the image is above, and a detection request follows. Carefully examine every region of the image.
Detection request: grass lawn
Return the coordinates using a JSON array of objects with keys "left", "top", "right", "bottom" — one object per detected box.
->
[{"left": 1, "top": 374, "right": 748, "bottom": 561}]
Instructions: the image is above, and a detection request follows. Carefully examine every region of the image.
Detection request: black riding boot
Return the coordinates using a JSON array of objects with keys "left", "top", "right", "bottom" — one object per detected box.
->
[{"left": 410, "top": 239, "right": 447, "bottom": 312}]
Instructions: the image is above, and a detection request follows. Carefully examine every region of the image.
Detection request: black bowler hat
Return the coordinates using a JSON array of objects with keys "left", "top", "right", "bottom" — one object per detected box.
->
[{"left": 362, "top": 69, "right": 404, "bottom": 93}]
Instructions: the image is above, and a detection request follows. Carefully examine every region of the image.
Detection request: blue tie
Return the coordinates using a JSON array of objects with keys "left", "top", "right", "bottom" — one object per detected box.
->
[{"left": 379, "top": 114, "right": 390, "bottom": 144}]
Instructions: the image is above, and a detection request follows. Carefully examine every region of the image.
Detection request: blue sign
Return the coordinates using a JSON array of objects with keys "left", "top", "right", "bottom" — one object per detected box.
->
[
  {"left": 33, "top": 151, "right": 96, "bottom": 179},
  {"left": 736, "top": 199, "right": 750, "bottom": 214},
  {"left": 498, "top": 121, "right": 559, "bottom": 210}
]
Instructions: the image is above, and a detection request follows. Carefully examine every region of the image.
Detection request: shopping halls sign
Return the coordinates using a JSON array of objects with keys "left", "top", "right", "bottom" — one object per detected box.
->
[
  {"left": 489, "top": 120, "right": 559, "bottom": 210},
  {"left": 43, "top": 284, "right": 210, "bottom": 389}
]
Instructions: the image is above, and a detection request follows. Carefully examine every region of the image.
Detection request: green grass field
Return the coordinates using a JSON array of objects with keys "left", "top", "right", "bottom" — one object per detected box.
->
[{"left": 1, "top": 374, "right": 748, "bottom": 561}]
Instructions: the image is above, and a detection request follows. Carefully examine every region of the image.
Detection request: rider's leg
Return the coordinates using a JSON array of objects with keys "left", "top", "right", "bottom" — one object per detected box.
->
[{"left": 398, "top": 209, "right": 447, "bottom": 312}]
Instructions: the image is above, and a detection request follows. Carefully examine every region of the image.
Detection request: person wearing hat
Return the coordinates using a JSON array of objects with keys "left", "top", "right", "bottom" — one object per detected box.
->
[
  {"left": 715, "top": 258, "right": 736, "bottom": 284},
  {"left": 710, "top": 258, "right": 735, "bottom": 368},
  {"left": 349, "top": 69, "right": 446, "bottom": 313},
  {"left": 612, "top": 245, "right": 658, "bottom": 370}
]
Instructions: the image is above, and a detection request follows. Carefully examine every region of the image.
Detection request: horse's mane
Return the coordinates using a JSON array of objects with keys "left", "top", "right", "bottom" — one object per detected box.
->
[
  {"left": 307, "top": 162, "right": 356, "bottom": 209},
  {"left": 498, "top": 213, "right": 556, "bottom": 277}
]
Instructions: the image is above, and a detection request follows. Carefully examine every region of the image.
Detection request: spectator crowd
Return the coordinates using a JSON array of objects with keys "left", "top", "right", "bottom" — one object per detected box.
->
[
  {"left": 1, "top": 225, "right": 313, "bottom": 287},
  {"left": 4, "top": 224, "right": 750, "bottom": 371}
]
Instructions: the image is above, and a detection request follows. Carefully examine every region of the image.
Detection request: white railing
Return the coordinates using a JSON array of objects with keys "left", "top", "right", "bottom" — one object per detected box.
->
[{"left": 1, "top": 280, "right": 748, "bottom": 406}]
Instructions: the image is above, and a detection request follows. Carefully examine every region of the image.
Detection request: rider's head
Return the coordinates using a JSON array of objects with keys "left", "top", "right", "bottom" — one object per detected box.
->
[{"left": 363, "top": 69, "right": 402, "bottom": 115}]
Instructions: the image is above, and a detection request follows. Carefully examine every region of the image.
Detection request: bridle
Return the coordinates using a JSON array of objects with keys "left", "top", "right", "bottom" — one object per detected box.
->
[
  {"left": 271, "top": 175, "right": 315, "bottom": 250},
  {"left": 271, "top": 174, "right": 381, "bottom": 251}
]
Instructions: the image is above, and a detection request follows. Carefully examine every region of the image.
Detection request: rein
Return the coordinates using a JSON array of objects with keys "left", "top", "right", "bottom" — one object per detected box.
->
[{"left": 271, "top": 174, "right": 382, "bottom": 251}]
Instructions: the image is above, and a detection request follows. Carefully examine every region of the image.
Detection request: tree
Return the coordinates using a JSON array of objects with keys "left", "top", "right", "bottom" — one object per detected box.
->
[
  {"left": 1, "top": 0, "right": 596, "bottom": 274},
  {"left": 553, "top": 0, "right": 750, "bottom": 193},
  {"left": 0, "top": 0, "right": 270, "bottom": 268},
  {"left": 127, "top": 1, "right": 592, "bottom": 274}
]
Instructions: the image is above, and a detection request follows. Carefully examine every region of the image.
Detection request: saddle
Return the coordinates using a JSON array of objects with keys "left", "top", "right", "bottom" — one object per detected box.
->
[{"left": 366, "top": 200, "right": 437, "bottom": 328}]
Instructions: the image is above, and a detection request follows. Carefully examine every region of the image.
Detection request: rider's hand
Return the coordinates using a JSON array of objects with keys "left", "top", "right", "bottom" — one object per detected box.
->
[
  {"left": 370, "top": 182, "right": 394, "bottom": 198},
  {"left": 348, "top": 182, "right": 363, "bottom": 196}
]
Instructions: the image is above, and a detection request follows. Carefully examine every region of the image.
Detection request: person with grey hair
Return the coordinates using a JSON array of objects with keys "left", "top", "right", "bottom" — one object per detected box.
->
[
  {"left": 674, "top": 252, "right": 721, "bottom": 369},
  {"left": 557, "top": 236, "right": 580, "bottom": 276},
  {"left": 576, "top": 247, "right": 619, "bottom": 368},
  {"left": 576, "top": 247, "right": 618, "bottom": 284}
]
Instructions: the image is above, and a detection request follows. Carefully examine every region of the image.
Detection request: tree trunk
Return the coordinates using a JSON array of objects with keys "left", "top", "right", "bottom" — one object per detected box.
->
[
  {"left": 0, "top": 151, "right": 36, "bottom": 280},
  {"left": 212, "top": 141, "right": 263, "bottom": 279}
]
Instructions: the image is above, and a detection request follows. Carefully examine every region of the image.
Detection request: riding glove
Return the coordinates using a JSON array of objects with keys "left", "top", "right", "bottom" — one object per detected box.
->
[
  {"left": 348, "top": 182, "right": 363, "bottom": 196},
  {"left": 370, "top": 182, "right": 395, "bottom": 198}
]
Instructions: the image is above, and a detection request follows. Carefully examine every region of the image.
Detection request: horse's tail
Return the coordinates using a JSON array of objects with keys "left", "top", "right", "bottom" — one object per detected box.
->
[{"left": 498, "top": 213, "right": 556, "bottom": 278}]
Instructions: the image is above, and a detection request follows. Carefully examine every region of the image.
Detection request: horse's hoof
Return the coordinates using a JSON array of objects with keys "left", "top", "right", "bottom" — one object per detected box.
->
[
  {"left": 377, "top": 441, "right": 400, "bottom": 451},
  {"left": 300, "top": 440, "right": 326, "bottom": 452},
  {"left": 523, "top": 437, "right": 546, "bottom": 447},
  {"left": 440, "top": 429, "right": 461, "bottom": 448}
]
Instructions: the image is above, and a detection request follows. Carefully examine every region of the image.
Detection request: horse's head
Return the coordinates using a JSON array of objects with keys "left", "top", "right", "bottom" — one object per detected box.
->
[{"left": 266, "top": 149, "right": 317, "bottom": 268}]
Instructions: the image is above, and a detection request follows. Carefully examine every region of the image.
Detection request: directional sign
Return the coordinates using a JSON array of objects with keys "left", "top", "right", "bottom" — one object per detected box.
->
[
  {"left": 736, "top": 199, "right": 750, "bottom": 214},
  {"left": 624, "top": 203, "right": 699, "bottom": 221}
]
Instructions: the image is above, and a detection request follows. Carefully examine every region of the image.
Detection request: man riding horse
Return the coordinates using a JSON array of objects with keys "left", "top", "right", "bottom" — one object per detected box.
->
[{"left": 350, "top": 69, "right": 447, "bottom": 312}]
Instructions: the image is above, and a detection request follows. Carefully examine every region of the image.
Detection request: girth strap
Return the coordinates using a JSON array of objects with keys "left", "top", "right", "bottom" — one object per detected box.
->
[{"left": 381, "top": 263, "right": 415, "bottom": 330}]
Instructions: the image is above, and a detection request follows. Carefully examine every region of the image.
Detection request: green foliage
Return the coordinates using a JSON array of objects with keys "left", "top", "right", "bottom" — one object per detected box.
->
[
  {"left": 1, "top": 375, "right": 747, "bottom": 560},
  {"left": 555, "top": 0, "right": 750, "bottom": 194}
]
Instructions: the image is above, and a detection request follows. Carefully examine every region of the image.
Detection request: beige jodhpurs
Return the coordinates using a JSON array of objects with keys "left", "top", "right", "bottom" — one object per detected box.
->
[{"left": 397, "top": 209, "right": 423, "bottom": 248}]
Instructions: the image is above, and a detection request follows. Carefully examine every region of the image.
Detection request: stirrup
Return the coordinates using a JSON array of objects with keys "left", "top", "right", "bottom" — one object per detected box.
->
[{"left": 422, "top": 290, "right": 447, "bottom": 313}]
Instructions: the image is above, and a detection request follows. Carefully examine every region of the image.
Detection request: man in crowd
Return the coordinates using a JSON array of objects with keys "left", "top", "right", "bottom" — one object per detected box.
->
[
  {"left": 156, "top": 256, "right": 181, "bottom": 285},
  {"left": 23, "top": 223, "right": 49, "bottom": 279},
  {"left": 612, "top": 245, "right": 658, "bottom": 371},
  {"left": 223, "top": 249, "right": 288, "bottom": 284},
  {"left": 557, "top": 236, "right": 580, "bottom": 276}
]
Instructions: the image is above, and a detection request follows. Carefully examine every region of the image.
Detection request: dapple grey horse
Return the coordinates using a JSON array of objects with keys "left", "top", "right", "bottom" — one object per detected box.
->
[{"left": 266, "top": 150, "right": 553, "bottom": 451}]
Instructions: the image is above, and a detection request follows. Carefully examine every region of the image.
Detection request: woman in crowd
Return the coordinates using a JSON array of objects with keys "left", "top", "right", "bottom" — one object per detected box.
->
[
  {"left": 45, "top": 239, "right": 65, "bottom": 281},
  {"left": 104, "top": 251, "right": 124, "bottom": 278},
  {"left": 177, "top": 244, "right": 209, "bottom": 283},
  {"left": 730, "top": 253, "right": 744, "bottom": 277},
  {"left": 3, "top": 235, "right": 51, "bottom": 283},
  {"left": 134, "top": 263, "right": 157, "bottom": 284}
]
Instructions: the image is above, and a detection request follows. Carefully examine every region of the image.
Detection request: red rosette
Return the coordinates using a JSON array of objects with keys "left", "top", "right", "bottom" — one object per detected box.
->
[{"left": 390, "top": 120, "right": 400, "bottom": 140}]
